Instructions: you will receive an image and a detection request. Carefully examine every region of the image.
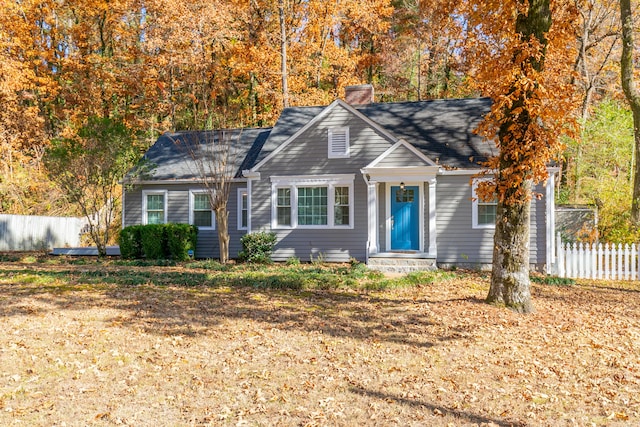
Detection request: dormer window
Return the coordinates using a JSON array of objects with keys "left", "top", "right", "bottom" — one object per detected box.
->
[{"left": 328, "top": 127, "right": 350, "bottom": 158}]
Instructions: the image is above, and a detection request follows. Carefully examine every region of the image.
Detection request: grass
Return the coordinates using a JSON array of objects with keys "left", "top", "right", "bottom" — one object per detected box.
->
[{"left": 0, "top": 255, "right": 639, "bottom": 426}]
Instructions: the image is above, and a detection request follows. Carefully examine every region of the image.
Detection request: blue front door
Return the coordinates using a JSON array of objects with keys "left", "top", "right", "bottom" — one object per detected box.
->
[{"left": 391, "top": 185, "right": 419, "bottom": 250}]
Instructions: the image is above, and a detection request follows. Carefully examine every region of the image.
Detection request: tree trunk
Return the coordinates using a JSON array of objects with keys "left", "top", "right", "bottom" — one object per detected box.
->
[
  {"left": 279, "top": 0, "right": 289, "bottom": 108},
  {"left": 216, "top": 206, "right": 230, "bottom": 264},
  {"left": 620, "top": 0, "right": 640, "bottom": 224},
  {"left": 486, "top": 0, "right": 551, "bottom": 313},
  {"left": 487, "top": 179, "right": 533, "bottom": 313}
]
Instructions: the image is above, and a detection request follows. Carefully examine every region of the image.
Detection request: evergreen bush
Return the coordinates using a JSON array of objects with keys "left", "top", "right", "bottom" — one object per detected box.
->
[
  {"left": 119, "top": 224, "right": 198, "bottom": 260},
  {"left": 165, "top": 224, "right": 198, "bottom": 261},
  {"left": 140, "top": 224, "right": 166, "bottom": 259},
  {"left": 239, "top": 232, "right": 277, "bottom": 263},
  {"left": 118, "top": 225, "right": 143, "bottom": 259}
]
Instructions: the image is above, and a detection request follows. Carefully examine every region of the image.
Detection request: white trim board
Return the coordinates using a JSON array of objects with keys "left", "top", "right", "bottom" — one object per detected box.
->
[{"left": 367, "top": 139, "right": 437, "bottom": 168}]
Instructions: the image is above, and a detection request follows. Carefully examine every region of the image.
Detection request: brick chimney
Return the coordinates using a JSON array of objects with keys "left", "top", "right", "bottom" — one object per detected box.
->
[{"left": 345, "top": 84, "right": 374, "bottom": 105}]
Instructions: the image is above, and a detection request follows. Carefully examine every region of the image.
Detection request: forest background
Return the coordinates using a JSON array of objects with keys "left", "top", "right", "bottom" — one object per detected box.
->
[{"left": 0, "top": 0, "right": 636, "bottom": 243}]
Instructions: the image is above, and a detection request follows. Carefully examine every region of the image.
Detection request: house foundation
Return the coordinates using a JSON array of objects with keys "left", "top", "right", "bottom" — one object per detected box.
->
[{"left": 367, "top": 252, "right": 437, "bottom": 273}]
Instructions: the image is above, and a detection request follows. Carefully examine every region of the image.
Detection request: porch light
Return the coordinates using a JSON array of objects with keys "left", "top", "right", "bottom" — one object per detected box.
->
[{"left": 400, "top": 182, "right": 405, "bottom": 191}]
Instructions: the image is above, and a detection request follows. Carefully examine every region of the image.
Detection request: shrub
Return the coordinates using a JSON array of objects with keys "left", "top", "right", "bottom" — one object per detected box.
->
[
  {"left": 118, "top": 225, "right": 143, "bottom": 259},
  {"left": 239, "top": 232, "right": 277, "bottom": 263},
  {"left": 119, "top": 224, "right": 198, "bottom": 260},
  {"left": 140, "top": 224, "right": 166, "bottom": 259},
  {"left": 286, "top": 256, "right": 301, "bottom": 266},
  {"left": 165, "top": 224, "right": 198, "bottom": 261},
  {"left": 530, "top": 275, "right": 575, "bottom": 286}
]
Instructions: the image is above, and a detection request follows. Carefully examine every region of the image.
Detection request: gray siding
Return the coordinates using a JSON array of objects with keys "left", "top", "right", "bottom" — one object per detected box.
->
[
  {"left": 251, "top": 174, "right": 369, "bottom": 262},
  {"left": 123, "top": 182, "right": 247, "bottom": 259},
  {"left": 435, "top": 175, "right": 547, "bottom": 267},
  {"left": 258, "top": 104, "right": 394, "bottom": 175},
  {"left": 252, "top": 104, "right": 394, "bottom": 262},
  {"left": 375, "top": 145, "right": 431, "bottom": 167}
]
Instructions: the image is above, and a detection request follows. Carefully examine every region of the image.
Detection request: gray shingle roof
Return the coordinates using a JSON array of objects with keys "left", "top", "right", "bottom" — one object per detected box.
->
[
  {"left": 133, "top": 97, "right": 493, "bottom": 181},
  {"left": 133, "top": 128, "right": 271, "bottom": 181},
  {"left": 254, "top": 106, "right": 325, "bottom": 165},
  {"left": 357, "top": 97, "right": 495, "bottom": 168},
  {"left": 256, "top": 97, "right": 494, "bottom": 169}
]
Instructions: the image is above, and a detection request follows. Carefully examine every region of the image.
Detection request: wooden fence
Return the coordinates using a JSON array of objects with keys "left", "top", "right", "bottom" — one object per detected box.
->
[
  {"left": 555, "top": 234, "right": 640, "bottom": 280},
  {"left": 0, "top": 214, "right": 84, "bottom": 251}
]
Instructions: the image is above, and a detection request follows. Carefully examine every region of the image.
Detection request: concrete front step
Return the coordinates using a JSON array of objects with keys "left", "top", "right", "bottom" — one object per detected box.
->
[{"left": 367, "top": 254, "right": 437, "bottom": 273}]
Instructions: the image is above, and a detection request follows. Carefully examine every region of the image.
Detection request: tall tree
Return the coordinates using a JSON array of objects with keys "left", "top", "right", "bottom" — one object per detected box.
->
[
  {"left": 279, "top": 0, "right": 290, "bottom": 108},
  {"left": 173, "top": 131, "right": 238, "bottom": 264},
  {"left": 467, "top": 0, "right": 579, "bottom": 312},
  {"left": 44, "top": 117, "right": 143, "bottom": 256},
  {"left": 563, "top": 0, "right": 621, "bottom": 202},
  {"left": 620, "top": 0, "right": 640, "bottom": 224},
  {"left": 574, "top": 0, "right": 621, "bottom": 120},
  {"left": 382, "top": 0, "right": 470, "bottom": 101}
]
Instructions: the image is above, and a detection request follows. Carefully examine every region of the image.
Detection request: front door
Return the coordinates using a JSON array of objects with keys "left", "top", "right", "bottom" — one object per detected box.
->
[{"left": 391, "top": 185, "right": 419, "bottom": 250}]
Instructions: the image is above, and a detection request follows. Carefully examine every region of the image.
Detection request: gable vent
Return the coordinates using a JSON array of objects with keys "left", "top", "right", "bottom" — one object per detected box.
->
[{"left": 328, "top": 127, "right": 350, "bottom": 159}]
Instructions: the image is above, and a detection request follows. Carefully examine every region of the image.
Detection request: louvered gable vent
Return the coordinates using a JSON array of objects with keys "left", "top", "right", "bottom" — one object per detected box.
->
[{"left": 328, "top": 127, "right": 350, "bottom": 159}]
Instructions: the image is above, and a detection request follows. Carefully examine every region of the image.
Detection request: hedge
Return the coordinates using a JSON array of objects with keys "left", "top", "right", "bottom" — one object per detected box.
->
[
  {"left": 119, "top": 224, "right": 197, "bottom": 260},
  {"left": 118, "top": 225, "right": 143, "bottom": 259},
  {"left": 165, "top": 223, "right": 198, "bottom": 261}
]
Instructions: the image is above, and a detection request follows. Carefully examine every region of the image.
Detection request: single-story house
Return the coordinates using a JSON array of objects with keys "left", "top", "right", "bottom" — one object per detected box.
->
[{"left": 122, "top": 85, "right": 557, "bottom": 272}]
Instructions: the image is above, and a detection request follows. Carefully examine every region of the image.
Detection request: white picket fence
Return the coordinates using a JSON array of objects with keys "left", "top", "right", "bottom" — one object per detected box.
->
[{"left": 555, "top": 235, "right": 640, "bottom": 281}]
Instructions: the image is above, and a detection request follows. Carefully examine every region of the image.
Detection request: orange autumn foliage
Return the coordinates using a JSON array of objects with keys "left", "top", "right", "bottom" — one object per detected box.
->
[{"left": 464, "top": 1, "right": 581, "bottom": 206}]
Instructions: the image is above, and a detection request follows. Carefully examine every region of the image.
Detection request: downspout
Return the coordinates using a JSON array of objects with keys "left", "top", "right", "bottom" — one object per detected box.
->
[
  {"left": 121, "top": 185, "right": 126, "bottom": 230},
  {"left": 242, "top": 170, "right": 261, "bottom": 234}
]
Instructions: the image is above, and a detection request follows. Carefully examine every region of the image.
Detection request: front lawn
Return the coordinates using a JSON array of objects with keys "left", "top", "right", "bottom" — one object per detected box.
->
[{"left": 0, "top": 256, "right": 638, "bottom": 426}]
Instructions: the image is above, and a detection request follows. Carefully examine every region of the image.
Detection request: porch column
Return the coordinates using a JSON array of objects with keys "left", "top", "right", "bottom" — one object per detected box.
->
[
  {"left": 428, "top": 178, "right": 437, "bottom": 256},
  {"left": 546, "top": 172, "right": 556, "bottom": 274},
  {"left": 367, "top": 182, "right": 379, "bottom": 255}
]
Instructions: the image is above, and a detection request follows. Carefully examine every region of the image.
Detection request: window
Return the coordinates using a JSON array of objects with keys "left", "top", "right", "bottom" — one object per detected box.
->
[
  {"left": 276, "top": 188, "right": 291, "bottom": 226},
  {"left": 328, "top": 127, "right": 350, "bottom": 158},
  {"left": 477, "top": 201, "right": 497, "bottom": 225},
  {"left": 395, "top": 188, "right": 415, "bottom": 203},
  {"left": 298, "top": 187, "right": 328, "bottom": 225},
  {"left": 472, "top": 179, "right": 497, "bottom": 229},
  {"left": 271, "top": 175, "right": 354, "bottom": 229},
  {"left": 143, "top": 191, "right": 167, "bottom": 225},
  {"left": 190, "top": 190, "right": 215, "bottom": 229},
  {"left": 238, "top": 188, "right": 248, "bottom": 230},
  {"left": 334, "top": 186, "right": 350, "bottom": 225}
]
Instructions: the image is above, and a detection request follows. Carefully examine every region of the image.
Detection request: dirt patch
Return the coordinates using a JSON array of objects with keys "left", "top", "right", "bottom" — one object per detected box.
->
[{"left": 0, "top": 260, "right": 638, "bottom": 426}]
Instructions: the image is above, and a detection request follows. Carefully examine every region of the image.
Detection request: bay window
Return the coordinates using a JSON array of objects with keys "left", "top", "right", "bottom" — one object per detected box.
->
[{"left": 271, "top": 175, "right": 354, "bottom": 229}]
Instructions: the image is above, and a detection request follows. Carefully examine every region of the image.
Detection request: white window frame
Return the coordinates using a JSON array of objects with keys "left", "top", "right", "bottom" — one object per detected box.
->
[
  {"left": 237, "top": 188, "right": 248, "bottom": 230},
  {"left": 275, "top": 187, "right": 292, "bottom": 228},
  {"left": 189, "top": 189, "right": 215, "bottom": 230},
  {"left": 270, "top": 174, "right": 355, "bottom": 230},
  {"left": 328, "top": 127, "right": 350, "bottom": 159},
  {"left": 142, "top": 190, "right": 168, "bottom": 225},
  {"left": 472, "top": 179, "right": 497, "bottom": 229}
]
